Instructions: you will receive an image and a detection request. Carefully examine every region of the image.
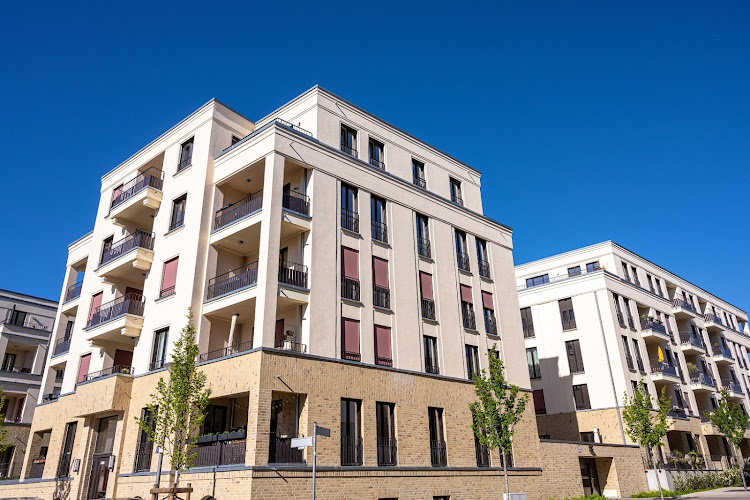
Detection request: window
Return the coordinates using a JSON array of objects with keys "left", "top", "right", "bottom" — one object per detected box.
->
[
  {"left": 371, "top": 196, "right": 387, "bottom": 243},
  {"left": 466, "top": 345, "right": 479, "bottom": 379},
  {"left": 134, "top": 407, "right": 155, "bottom": 472},
  {"left": 57, "top": 422, "right": 77, "bottom": 477},
  {"left": 160, "top": 257, "right": 179, "bottom": 298},
  {"left": 77, "top": 353, "right": 91, "bottom": 384},
  {"left": 631, "top": 266, "right": 640, "bottom": 287},
  {"left": 100, "top": 235, "right": 114, "bottom": 263},
  {"left": 647, "top": 274, "right": 654, "bottom": 293},
  {"left": 412, "top": 159, "right": 426, "bottom": 188},
  {"left": 341, "top": 184, "right": 359, "bottom": 232},
  {"left": 623, "top": 297, "right": 635, "bottom": 329},
  {"left": 55, "top": 369, "right": 65, "bottom": 381},
  {"left": 559, "top": 298, "right": 576, "bottom": 330},
  {"left": 341, "top": 398, "right": 362, "bottom": 466},
  {"left": 368, "top": 138, "right": 385, "bottom": 169},
  {"left": 1, "top": 353, "right": 15, "bottom": 372},
  {"left": 573, "top": 384, "right": 591, "bottom": 410},
  {"left": 632, "top": 339, "right": 645, "bottom": 372},
  {"left": 482, "top": 291, "right": 497, "bottom": 335},
  {"left": 566, "top": 340, "right": 585, "bottom": 373},
  {"left": 526, "top": 274, "right": 549, "bottom": 288},
  {"left": 372, "top": 257, "right": 390, "bottom": 309},
  {"left": 204, "top": 404, "right": 227, "bottom": 434},
  {"left": 568, "top": 266, "right": 581, "bottom": 277},
  {"left": 527, "top": 347, "right": 541, "bottom": 379},
  {"left": 178, "top": 137, "right": 194, "bottom": 172},
  {"left": 621, "top": 262, "right": 630, "bottom": 281},
  {"left": 455, "top": 230, "right": 470, "bottom": 271},
  {"left": 586, "top": 261, "right": 601, "bottom": 272},
  {"left": 460, "top": 285, "right": 475, "bottom": 330},
  {"left": 419, "top": 272, "right": 436, "bottom": 320},
  {"left": 449, "top": 178, "right": 463, "bottom": 205},
  {"left": 428, "top": 407, "right": 446, "bottom": 466},
  {"left": 340, "top": 124, "right": 357, "bottom": 156},
  {"left": 168, "top": 194, "right": 187, "bottom": 231},
  {"left": 341, "top": 247, "right": 360, "bottom": 301},
  {"left": 95, "top": 416, "right": 118, "bottom": 454},
  {"left": 150, "top": 328, "right": 168, "bottom": 371},
  {"left": 88, "top": 291, "right": 103, "bottom": 326},
  {"left": 654, "top": 278, "right": 664, "bottom": 297},
  {"left": 424, "top": 336, "right": 439, "bottom": 374},
  {"left": 533, "top": 389, "right": 546, "bottom": 415},
  {"left": 476, "top": 239, "right": 490, "bottom": 278},
  {"left": 416, "top": 214, "right": 430, "bottom": 258},
  {"left": 580, "top": 432, "right": 595, "bottom": 443},
  {"left": 64, "top": 319, "right": 74, "bottom": 338},
  {"left": 376, "top": 402, "right": 396, "bottom": 466},
  {"left": 613, "top": 293, "right": 624, "bottom": 326},
  {"left": 374, "top": 325, "right": 392, "bottom": 366},
  {"left": 622, "top": 336, "right": 634, "bottom": 370},
  {"left": 521, "top": 307, "right": 535, "bottom": 337},
  {"left": 342, "top": 318, "right": 361, "bottom": 362}
]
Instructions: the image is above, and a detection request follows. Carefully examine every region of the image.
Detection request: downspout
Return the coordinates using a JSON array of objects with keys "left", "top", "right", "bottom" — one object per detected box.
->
[
  {"left": 594, "top": 290, "right": 627, "bottom": 444},
  {"left": 228, "top": 313, "right": 239, "bottom": 350}
]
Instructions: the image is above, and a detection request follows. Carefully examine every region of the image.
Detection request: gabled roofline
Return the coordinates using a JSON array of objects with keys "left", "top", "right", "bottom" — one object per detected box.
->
[{"left": 0, "top": 289, "right": 58, "bottom": 307}]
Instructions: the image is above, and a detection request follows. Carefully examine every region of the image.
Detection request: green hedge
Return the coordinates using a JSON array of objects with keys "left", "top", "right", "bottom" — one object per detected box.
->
[{"left": 673, "top": 468, "right": 742, "bottom": 491}]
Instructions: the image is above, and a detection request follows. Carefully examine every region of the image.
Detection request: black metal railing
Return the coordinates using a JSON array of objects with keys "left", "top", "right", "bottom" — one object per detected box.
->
[
  {"left": 64, "top": 281, "right": 83, "bottom": 302},
  {"left": 417, "top": 237, "right": 431, "bottom": 258},
  {"left": 282, "top": 191, "right": 310, "bottom": 216},
  {"left": 275, "top": 118, "right": 313, "bottom": 137},
  {"left": 373, "top": 285, "right": 390, "bottom": 309},
  {"left": 421, "top": 298, "right": 436, "bottom": 320},
  {"left": 425, "top": 359, "right": 440, "bottom": 374},
  {"left": 484, "top": 311, "right": 497, "bottom": 335},
  {"left": 214, "top": 191, "right": 263, "bottom": 230},
  {"left": 451, "top": 192, "right": 463, "bottom": 206},
  {"left": 561, "top": 318, "right": 577, "bottom": 331},
  {"left": 276, "top": 340, "right": 307, "bottom": 353},
  {"left": 110, "top": 167, "right": 164, "bottom": 210},
  {"left": 691, "top": 373, "right": 715, "bottom": 387},
  {"left": 28, "top": 460, "right": 45, "bottom": 479},
  {"left": 476, "top": 442, "right": 490, "bottom": 467},
  {"left": 87, "top": 293, "right": 145, "bottom": 328},
  {"left": 340, "top": 436, "right": 363, "bottom": 466},
  {"left": 206, "top": 262, "right": 259, "bottom": 300},
  {"left": 369, "top": 157, "right": 385, "bottom": 169},
  {"left": 462, "top": 303, "right": 476, "bottom": 330},
  {"left": 159, "top": 285, "right": 175, "bottom": 299},
  {"left": 712, "top": 344, "right": 733, "bottom": 359},
  {"left": 376, "top": 356, "right": 393, "bottom": 367},
  {"left": 651, "top": 362, "right": 678, "bottom": 378},
  {"left": 704, "top": 313, "right": 725, "bottom": 327},
  {"left": 673, "top": 298, "right": 697, "bottom": 314},
  {"left": 456, "top": 252, "right": 471, "bottom": 272},
  {"left": 341, "top": 276, "right": 360, "bottom": 301},
  {"left": 341, "top": 144, "right": 357, "bottom": 157},
  {"left": 377, "top": 437, "right": 397, "bottom": 466},
  {"left": 641, "top": 318, "right": 667, "bottom": 335},
  {"left": 341, "top": 208, "right": 359, "bottom": 233},
  {"left": 680, "top": 331, "right": 705, "bottom": 350},
  {"left": 149, "top": 358, "right": 166, "bottom": 371},
  {"left": 100, "top": 229, "right": 155, "bottom": 266},
  {"left": 430, "top": 440, "right": 447, "bottom": 467},
  {"left": 413, "top": 175, "right": 426, "bottom": 189},
  {"left": 279, "top": 261, "right": 308, "bottom": 288},
  {"left": 133, "top": 441, "right": 153, "bottom": 472},
  {"left": 192, "top": 439, "right": 246, "bottom": 467},
  {"left": 83, "top": 365, "right": 132, "bottom": 383},
  {"left": 371, "top": 219, "right": 388, "bottom": 243},
  {"left": 269, "top": 437, "right": 303, "bottom": 463},
  {"left": 197, "top": 341, "right": 253, "bottom": 363},
  {"left": 478, "top": 260, "right": 491, "bottom": 279},
  {"left": 54, "top": 337, "right": 71, "bottom": 356},
  {"left": 342, "top": 350, "right": 361, "bottom": 362},
  {"left": 722, "top": 380, "right": 744, "bottom": 395}
]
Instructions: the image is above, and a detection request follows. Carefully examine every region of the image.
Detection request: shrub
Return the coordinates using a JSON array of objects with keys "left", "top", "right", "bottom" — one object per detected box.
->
[
  {"left": 552, "top": 495, "right": 608, "bottom": 500},
  {"left": 673, "top": 468, "right": 742, "bottom": 492}
]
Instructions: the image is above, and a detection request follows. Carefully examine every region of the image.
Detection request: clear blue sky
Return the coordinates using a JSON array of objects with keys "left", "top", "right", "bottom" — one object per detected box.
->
[{"left": 1, "top": 2, "right": 748, "bottom": 310}]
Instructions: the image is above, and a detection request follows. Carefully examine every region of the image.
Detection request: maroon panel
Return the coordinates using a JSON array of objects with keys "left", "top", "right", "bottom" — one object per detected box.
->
[
  {"left": 125, "top": 287, "right": 143, "bottom": 297},
  {"left": 342, "top": 318, "right": 360, "bottom": 354},
  {"left": 482, "top": 291, "right": 494, "bottom": 310},
  {"left": 533, "top": 389, "right": 546, "bottom": 414},
  {"left": 274, "top": 319, "right": 284, "bottom": 348},
  {"left": 112, "top": 184, "right": 123, "bottom": 202},
  {"left": 113, "top": 349, "right": 133, "bottom": 367},
  {"left": 89, "top": 292, "right": 103, "bottom": 322},
  {"left": 372, "top": 257, "right": 389, "bottom": 288},
  {"left": 460, "top": 284, "right": 473, "bottom": 303},
  {"left": 374, "top": 325, "right": 392, "bottom": 359},
  {"left": 78, "top": 353, "right": 91, "bottom": 383},
  {"left": 420, "top": 272, "right": 433, "bottom": 300},
  {"left": 161, "top": 257, "right": 179, "bottom": 293},
  {"left": 342, "top": 247, "right": 359, "bottom": 279}
]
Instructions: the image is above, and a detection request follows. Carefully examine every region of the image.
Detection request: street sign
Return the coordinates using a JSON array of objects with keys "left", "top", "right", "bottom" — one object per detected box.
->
[
  {"left": 291, "top": 436, "right": 313, "bottom": 449},
  {"left": 316, "top": 426, "right": 331, "bottom": 437}
]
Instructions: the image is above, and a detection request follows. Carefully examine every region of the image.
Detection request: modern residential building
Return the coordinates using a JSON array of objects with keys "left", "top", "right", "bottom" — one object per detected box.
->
[
  {"left": 516, "top": 241, "right": 750, "bottom": 471},
  {"left": 0, "top": 88, "right": 645, "bottom": 500},
  {"left": 0, "top": 289, "right": 59, "bottom": 478}
]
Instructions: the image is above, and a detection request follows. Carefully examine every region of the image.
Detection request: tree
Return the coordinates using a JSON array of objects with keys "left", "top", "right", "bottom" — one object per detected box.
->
[
  {"left": 622, "top": 385, "right": 672, "bottom": 500},
  {"left": 708, "top": 389, "right": 749, "bottom": 491},
  {"left": 470, "top": 345, "right": 529, "bottom": 498},
  {"left": 137, "top": 309, "right": 211, "bottom": 487}
]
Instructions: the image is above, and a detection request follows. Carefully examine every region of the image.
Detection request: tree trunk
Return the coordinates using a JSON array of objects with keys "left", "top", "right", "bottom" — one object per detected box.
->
[
  {"left": 501, "top": 446, "right": 510, "bottom": 499},
  {"left": 732, "top": 442, "right": 747, "bottom": 491},
  {"left": 648, "top": 447, "right": 664, "bottom": 500}
]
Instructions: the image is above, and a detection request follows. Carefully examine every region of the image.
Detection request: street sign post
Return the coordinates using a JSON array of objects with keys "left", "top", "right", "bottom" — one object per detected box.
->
[
  {"left": 292, "top": 423, "right": 330, "bottom": 500},
  {"left": 291, "top": 436, "right": 313, "bottom": 449}
]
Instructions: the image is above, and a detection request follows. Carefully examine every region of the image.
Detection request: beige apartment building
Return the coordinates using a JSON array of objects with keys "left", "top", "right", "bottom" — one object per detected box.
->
[
  {"left": 0, "top": 88, "right": 645, "bottom": 500},
  {"left": 516, "top": 241, "right": 750, "bottom": 472},
  {"left": 0, "top": 289, "right": 60, "bottom": 479}
]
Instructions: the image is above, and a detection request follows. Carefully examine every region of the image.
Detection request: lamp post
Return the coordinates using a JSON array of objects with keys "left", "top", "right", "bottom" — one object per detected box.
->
[{"left": 154, "top": 361, "right": 174, "bottom": 492}]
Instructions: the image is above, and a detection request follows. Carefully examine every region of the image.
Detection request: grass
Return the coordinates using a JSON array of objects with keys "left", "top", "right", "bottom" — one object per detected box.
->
[{"left": 631, "top": 484, "right": 734, "bottom": 497}]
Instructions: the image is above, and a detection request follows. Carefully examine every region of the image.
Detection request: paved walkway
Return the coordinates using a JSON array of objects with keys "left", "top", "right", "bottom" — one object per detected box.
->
[{"left": 679, "top": 486, "right": 750, "bottom": 499}]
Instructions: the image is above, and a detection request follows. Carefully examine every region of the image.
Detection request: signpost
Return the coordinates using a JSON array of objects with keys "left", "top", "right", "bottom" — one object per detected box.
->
[{"left": 292, "top": 422, "right": 330, "bottom": 500}]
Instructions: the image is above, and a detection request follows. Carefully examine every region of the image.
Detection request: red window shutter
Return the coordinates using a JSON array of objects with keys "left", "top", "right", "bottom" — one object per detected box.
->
[
  {"left": 482, "top": 291, "right": 494, "bottom": 310},
  {"left": 342, "top": 318, "right": 360, "bottom": 355},
  {"left": 88, "top": 292, "right": 103, "bottom": 323},
  {"left": 372, "top": 257, "right": 389, "bottom": 288},
  {"left": 420, "top": 272, "right": 433, "bottom": 300},
  {"left": 460, "top": 284, "right": 473, "bottom": 303},
  {"left": 161, "top": 257, "right": 179, "bottom": 294},
  {"left": 78, "top": 353, "right": 91, "bottom": 383},
  {"left": 342, "top": 247, "right": 359, "bottom": 279},
  {"left": 533, "top": 389, "right": 546, "bottom": 414},
  {"left": 374, "top": 325, "right": 391, "bottom": 360},
  {"left": 274, "top": 319, "right": 284, "bottom": 348}
]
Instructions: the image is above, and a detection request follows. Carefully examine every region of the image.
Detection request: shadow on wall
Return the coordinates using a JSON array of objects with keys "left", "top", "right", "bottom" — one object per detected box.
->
[{"left": 535, "top": 356, "right": 581, "bottom": 441}]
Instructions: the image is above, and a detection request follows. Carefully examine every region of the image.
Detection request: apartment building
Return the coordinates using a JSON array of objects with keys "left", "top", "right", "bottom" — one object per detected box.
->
[
  {"left": 0, "top": 289, "right": 59, "bottom": 478},
  {"left": 516, "top": 241, "right": 750, "bottom": 471}
]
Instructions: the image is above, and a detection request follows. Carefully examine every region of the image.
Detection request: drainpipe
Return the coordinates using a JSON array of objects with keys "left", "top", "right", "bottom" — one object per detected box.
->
[
  {"left": 594, "top": 290, "right": 628, "bottom": 444},
  {"left": 228, "top": 313, "right": 239, "bottom": 350}
]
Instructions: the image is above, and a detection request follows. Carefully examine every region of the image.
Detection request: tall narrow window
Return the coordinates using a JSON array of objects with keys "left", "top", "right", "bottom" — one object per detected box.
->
[
  {"left": 134, "top": 408, "right": 155, "bottom": 472},
  {"left": 460, "top": 284, "right": 476, "bottom": 330},
  {"left": 533, "top": 389, "right": 546, "bottom": 415},
  {"left": 412, "top": 159, "right": 426, "bottom": 188},
  {"left": 623, "top": 298, "right": 635, "bottom": 329},
  {"left": 150, "top": 328, "right": 169, "bottom": 371},
  {"left": 449, "top": 178, "right": 463, "bottom": 205},
  {"left": 100, "top": 236, "right": 114, "bottom": 264},
  {"left": 1, "top": 353, "right": 15, "bottom": 371},
  {"left": 160, "top": 257, "right": 179, "bottom": 298},
  {"left": 428, "top": 407, "right": 446, "bottom": 466},
  {"left": 566, "top": 340, "right": 584, "bottom": 373},
  {"left": 340, "top": 399, "right": 362, "bottom": 466},
  {"left": 559, "top": 298, "right": 576, "bottom": 330},
  {"left": 341, "top": 318, "right": 360, "bottom": 362},
  {"left": 455, "top": 230, "right": 470, "bottom": 272},
  {"left": 573, "top": 384, "right": 591, "bottom": 410},
  {"left": 371, "top": 196, "right": 387, "bottom": 243},
  {"left": 482, "top": 291, "right": 497, "bottom": 335},
  {"left": 424, "top": 336, "right": 439, "bottom": 374},
  {"left": 621, "top": 263, "right": 630, "bottom": 281},
  {"left": 178, "top": 137, "right": 194, "bottom": 172},
  {"left": 646, "top": 274, "right": 654, "bottom": 293},
  {"left": 465, "top": 345, "right": 479, "bottom": 379},
  {"left": 57, "top": 422, "right": 77, "bottom": 478},
  {"left": 341, "top": 184, "right": 359, "bottom": 232},
  {"left": 376, "top": 402, "right": 396, "bottom": 466},
  {"left": 416, "top": 214, "right": 430, "bottom": 258},
  {"left": 169, "top": 194, "right": 187, "bottom": 231},
  {"left": 87, "top": 291, "right": 104, "bottom": 327},
  {"left": 420, "top": 272, "right": 436, "bottom": 320},
  {"left": 631, "top": 266, "right": 640, "bottom": 287},
  {"left": 476, "top": 239, "right": 490, "bottom": 278},
  {"left": 340, "top": 125, "right": 357, "bottom": 157},
  {"left": 521, "top": 307, "right": 534, "bottom": 338},
  {"left": 372, "top": 257, "right": 390, "bottom": 309},
  {"left": 77, "top": 353, "right": 91, "bottom": 384},
  {"left": 613, "top": 293, "right": 624, "bottom": 326},
  {"left": 374, "top": 325, "right": 392, "bottom": 367},
  {"left": 621, "top": 336, "right": 634, "bottom": 370},
  {"left": 368, "top": 138, "right": 385, "bottom": 169},
  {"left": 654, "top": 278, "right": 663, "bottom": 297},
  {"left": 341, "top": 247, "right": 360, "bottom": 301},
  {"left": 632, "top": 339, "right": 645, "bottom": 372},
  {"left": 527, "top": 347, "right": 541, "bottom": 379}
]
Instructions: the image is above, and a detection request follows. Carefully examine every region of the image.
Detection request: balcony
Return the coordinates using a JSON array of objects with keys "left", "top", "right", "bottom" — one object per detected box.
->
[
  {"left": 203, "top": 263, "right": 259, "bottom": 320},
  {"left": 457, "top": 252, "right": 470, "bottom": 273},
  {"left": 108, "top": 167, "right": 164, "bottom": 227},
  {"left": 417, "top": 237, "right": 431, "bottom": 259},
  {"left": 690, "top": 373, "right": 716, "bottom": 393},
  {"left": 478, "top": 260, "right": 491, "bottom": 279},
  {"left": 275, "top": 340, "right": 307, "bottom": 354},
  {"left": 53, "top": 337, "right": 71, "bottom": 357},
  {"left": 711, "top": 344, "right": 734, "bottom": 365},
  {"left": 421, "top": 298, "right": 436, "bottom": 321},
  {"left": 373, "top": 285, "right": 390, "bottom": 309},
  {"left": 84, "top": 293, "right": 145, "bottom": 342},
  {"left": 672, "top": 298, "right": 700, "bottom": 319},
  {"left": 96, "top": 230, "right": 155, "bottom": 282},
  {"left": 703, "top": 314, "right": 726, "bottom": 332},
  {"left": 269, "top": 437, "right": 304, "bottom": 464},
  {"left": 73, "top": 368, "right": 133, "bottom": 417},
  {"left": 341, "top": 436, "right": 363, "bottom": 466},
  {"left": 197, "top": 341, "right": 253, "bottom": 363},
  {"left": 282, "top": 191, "right": 310, "bottom": 216},
  {"left": 377, "top": 437, "right": 397, "bottom": 466},
  {"left": 0, "top": 369, "right": 42, "bottom": 386},
  {"left": 484, "top": 311, "right": 498, "bottom": 336},
  {"left": 209, "top": 192, "right": 264, "bottom": 255},
  {"left": 62, "top": 280, "right": 83, "bottom": 309},
  {"left": 371, "top": 220, "right": 388, "bottom": 243},
  {"left": 341, "top": 208, "right": 359, "bottom": 233},
  {"left": 640, "top": 318, "right": 670, "bottom": 343},
  {"left": 83, "top": 364, "right": 132, "bottom": 383},
  {"left": 28, "top": 460, "right": 45, "bottom": 479},
  {"left": 192, "top": 439, "right": 246, "bottom": 468},
  {"left": 215, "top": 191, "right": 263, "bottom": 231},
  {"left": 462, "top": 303, "right": 476, "bottom": 330},
  {"left": 430, "top": 440, "right": 447, "bottom": 467},
  {"left": 679, "top": 331, "right": 706, "bottom": 355},
  {"left": 721, "top": 380, "right": 744, "bottom": 399},
  {"left": 650, "top": 362, "right": 680, "bottom": 383}
]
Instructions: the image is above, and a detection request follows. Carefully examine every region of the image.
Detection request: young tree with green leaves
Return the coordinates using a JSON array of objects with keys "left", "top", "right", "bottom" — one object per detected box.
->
[
  {"left": 470, "top": 345, "right": 529, "bottom": 498},
  {"left": 137, "top": 309, "right": 211, "bottom": 488},
  {"left": 622, "top": 384, "right": 672, "bottom": 500},
  {"left": 708, "top": 389, "right": 749, "bottom": 491}
]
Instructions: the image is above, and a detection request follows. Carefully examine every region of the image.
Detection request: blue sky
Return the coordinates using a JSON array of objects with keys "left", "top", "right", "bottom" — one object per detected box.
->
[{"left": 1, "top": 1, "right": 748, "bottom": 309}]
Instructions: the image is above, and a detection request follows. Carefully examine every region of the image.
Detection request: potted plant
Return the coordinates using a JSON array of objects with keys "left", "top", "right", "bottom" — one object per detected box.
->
[
  {"left": 120, "top": 367, "right": 130, "bottom": 375},
  {"left": 686, "top": 362, "right": 699, "bottom": 375},
  {"left": 226, "top": 428, "right": 246, "bottom": 440},
  {"left": 196, "top": 433, "right": 216, "bottom": 444}
]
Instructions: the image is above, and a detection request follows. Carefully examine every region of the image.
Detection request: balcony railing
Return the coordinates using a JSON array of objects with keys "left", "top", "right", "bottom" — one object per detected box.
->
[
  {"left": 28, "top": 460, "right": 45, "bottom": 479},
  {"left": 377, "top": 437, "right": 397, "bottom": 466},
  {"left": 484, "top": 311, "right": 498, "bottom": 335},
  {"left": 376, "top": 356, "right": 393, "bottom": 367},
  {"left": 369, "top": 157, "right": 385, "bottom": 170},
  {"left": 711, "top": 344, "right": 734, "bottom": 359},
  {"left": 673, "top": 298, "right": 697, "bottom": 314},
  {"left": 54, "top": 337, "right": 71, "bottom": 356},
  {"left": 430, "top": 440, "right": 447, "bottom": 467},
  {"left": 413, "top": 175, "right": 426, "bottom": 189},
  {"left": 641, "top": 318, "right": 667, "bottom": 335},
  {"left": 214, "top": 191, "right": 263, "bottom": 230},
  {"left": 341, "top": 435, "right": 363, "bottom": 466},
  {"left": 82, "top": 365, "right": 132, "bottom": 383},
  {"left": 417, "top": 237, "right": 431, "bottom": 258},
  {"left": 371, "top": 219, "right": 388, "bottom": 243},
  {"left": 87, "top": 293, "right": 145, "bottom": 328},
  {"left": 133, "top": 441, "right": 153, "bottom": 472},
  {"left": 476, "top": 442, "right": 490, "bottom": 467},
  {"left": 651, "top": 362, "right": 678, "bottom": 378},
  {"left": 197, "top": 341, "right": 253, "bottom": 363},
  {"left": 523, "top": 325, "right": 535, "bottom": 338},
  {"left": 282, "top": 191, "right": 310, "bottom": 216},
  {"left": 373, "top": 285, "right": 390, "bottom": 309},
  {"left": 456, "top": 252, "right": 471, "bottom": 272},
  {"left": 269, "top": 437, "right": 303, "bottom": 463},
  {"left": 110, "top": 167, "right": 164, "bottom": 210},
  {"left": 679, "top": 331, "right": 705, "bottom": 350},
  {"left": 722, "top": 380, "right": 744, "bottom": 395},
  {"left": 341, "top": 144, "right": 357, "bottom": 157},
  {"left": 342, "top": 350, "right": 361, "bottom": 362},
  {"left": 341, "top": 276, "right": 360, "bottom": 301},
  {"left": 206, "top": 262, "right": 259, "bottom": 300},
  {"left": 478, "top": 260, "right": 491, "bottom": 279},
  {"left": 192, "top": 439, "right": 246, "bottom": 468},
  {"left": 425, "top": 359, "right": 440, "bottom": 374},
  {"left": 279, "top": 261, "right": 308, "bottom": 288},
  {"left": 462, "top": 303, "right": 476, "bottom": 330},
  {"left": 451, "top": 192, "right": 463, "bottom": 206},
  {"left": 64, "top": 280, "right": 83, "bottom": 302},
  {"left": 421, "top": 298, "right": 436, "bottom": 320},
  {"left": 341, "top": 208, "right": 359, "bottom": 233},
  {"left": 700, "top": 411, "right": 712, "bottom": 424},
  {"left": 149, "top": 358, "right": 166, "bottom": 371},
  {"left": 100, "top": 229, "right": 155, "bottom": 266},
  {"left": 0, "top": 315, "right": 50, "bottom": 331},
  {"left": 691, "top": 373, "right": 715, "bottom": 387},
  {"left": 704, "top": 313, "right": 725, "bottom": 327}
]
